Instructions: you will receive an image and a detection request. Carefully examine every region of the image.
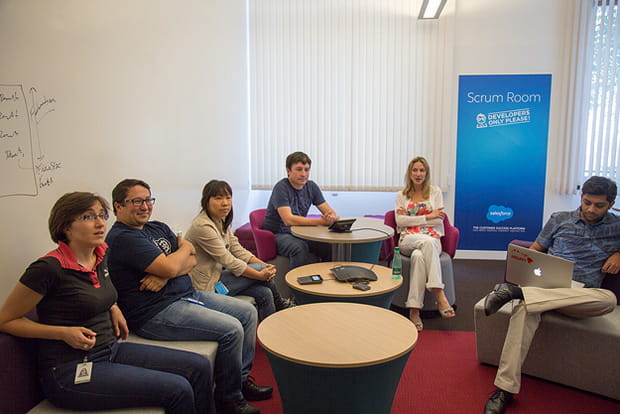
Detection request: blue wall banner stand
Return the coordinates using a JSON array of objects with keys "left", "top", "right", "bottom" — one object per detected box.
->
[{"left": 455, "top": 74, "right": 552, "bottom": 251}]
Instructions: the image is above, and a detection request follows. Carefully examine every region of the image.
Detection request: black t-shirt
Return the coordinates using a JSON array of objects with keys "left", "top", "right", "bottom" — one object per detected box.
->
[
  {"left": 106, "top": 221, "right": 193, "bottom": 330},
  {"left": 20, "top": 247, "right": 117, "bottom": 369}
]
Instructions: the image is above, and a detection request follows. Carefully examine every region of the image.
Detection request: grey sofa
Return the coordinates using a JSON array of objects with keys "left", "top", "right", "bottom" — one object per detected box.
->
[
  {"left": 1, "top": 296, "right": 255, "bottom": 414},
  {"left": 474, "top": 273, "right": 620, "bottom": 400}
]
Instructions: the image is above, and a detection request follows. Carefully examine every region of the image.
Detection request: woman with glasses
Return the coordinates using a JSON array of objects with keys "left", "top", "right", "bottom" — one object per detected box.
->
[
  {"left": 0, "top": 192, "right": 213, "bottom": 413},
  {"left": 395, "top": 157, "right": 455, "bottom": 331},
  {"left": 186, "top": 180, "right": 292, "bottom": 320}
]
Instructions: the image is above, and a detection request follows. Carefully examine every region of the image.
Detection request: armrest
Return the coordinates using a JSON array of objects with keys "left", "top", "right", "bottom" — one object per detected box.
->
[
  {"left": 251, "top": 227, "right": 277, "bottom": 261},
  {"left": 441, "top": 215, "right": 460, "bottom": 258}
]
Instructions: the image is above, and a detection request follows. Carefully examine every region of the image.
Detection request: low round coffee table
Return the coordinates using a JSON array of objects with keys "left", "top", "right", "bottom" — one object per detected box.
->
[
  {"left": 285, "top": 261, "right": 402, "bottom": 308},
  {"left": 258, "top": 302, "right": 418, "bottom": 414}
]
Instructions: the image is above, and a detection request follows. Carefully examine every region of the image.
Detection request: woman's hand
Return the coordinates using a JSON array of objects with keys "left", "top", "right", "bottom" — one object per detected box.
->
[
  {"left": 109, "top": 304, "right": 129, "bottom": 340},
  {"left": 426, "top": 207, "right": 445, "bottom": 220},
  {"left": 396, "top": 207, "right": 408, "bottom": 216},
  {"left": 62, "top": 326, "right": 97, "bottom": 350},
  {"left": 258, "top": 265, "right": 277, "bottom": 281}
]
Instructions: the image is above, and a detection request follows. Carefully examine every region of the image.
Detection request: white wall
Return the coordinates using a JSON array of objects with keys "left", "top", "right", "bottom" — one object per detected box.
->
[
  {"left": 451, "top": 0, "right": 581, "bottom": 258},
  {"left": 0, "top": 0, "right": 584, "bottom": 303},
  {"left": 0, "top": 0, "right": 248, "bottom": 303}
]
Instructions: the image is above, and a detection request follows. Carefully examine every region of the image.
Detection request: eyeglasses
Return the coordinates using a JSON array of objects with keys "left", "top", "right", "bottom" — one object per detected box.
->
[
  {"left": 76, "top": 213, "right": 110, "bottom": 222},
  {"left": 123, "top": 198, "right": 156, "bottom": 207}
]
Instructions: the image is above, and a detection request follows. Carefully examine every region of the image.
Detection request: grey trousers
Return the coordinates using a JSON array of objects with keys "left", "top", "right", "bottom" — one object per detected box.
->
[{"left": 493, "top": 287, "right": 617, "bottom": 394}]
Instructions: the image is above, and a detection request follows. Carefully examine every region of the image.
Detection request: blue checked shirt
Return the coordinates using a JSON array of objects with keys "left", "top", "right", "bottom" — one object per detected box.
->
[{"left": 535, "top": 208, "right": 620, "bottom": 288}]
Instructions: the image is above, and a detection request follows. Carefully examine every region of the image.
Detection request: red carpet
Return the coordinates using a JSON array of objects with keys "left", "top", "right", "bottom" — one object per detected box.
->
[{"left": 250, "top": 330, "right": 619, "bottom": 413}]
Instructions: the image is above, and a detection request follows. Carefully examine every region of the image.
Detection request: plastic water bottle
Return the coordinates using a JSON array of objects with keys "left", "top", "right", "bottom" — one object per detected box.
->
[{"left": 391, "top": 247, "right": 402, "bottom": 280}]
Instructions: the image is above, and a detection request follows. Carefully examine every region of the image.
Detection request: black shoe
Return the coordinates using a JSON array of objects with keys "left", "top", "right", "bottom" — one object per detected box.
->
[
  {"left": 484, "top": 388, "right": 513, "bottom": 414},
  {"left": 215, "top": 399, "right": 260, "bottom": 414},
  {"left": 242, "top": 376, "right": 273, "bottom": 401},
  {"left": 484, "top": 283, "right": 523, "bottom": 316},
  {"left": 275, "top": 297, "right": 295, "bottom": 311}
]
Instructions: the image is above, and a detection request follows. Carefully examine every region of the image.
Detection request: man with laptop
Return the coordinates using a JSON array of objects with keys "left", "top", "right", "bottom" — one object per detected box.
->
[
  {"left": 262, "top": 151, "right": 339, "bottom": 268},
  {"left": 483, "top": 176, "right": 620, "bottom": 414}
]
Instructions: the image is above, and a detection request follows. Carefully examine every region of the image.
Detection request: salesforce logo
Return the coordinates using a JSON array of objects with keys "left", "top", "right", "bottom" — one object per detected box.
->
[{"left": 486, "top": 205, "right": 514, "bottom": 223}]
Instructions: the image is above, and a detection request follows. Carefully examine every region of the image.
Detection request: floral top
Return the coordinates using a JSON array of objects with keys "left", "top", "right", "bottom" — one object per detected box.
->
[
  {"left": 394, "top": 186, "right": 445, "bottom": 240},
  {"left": 404, "top": 201, "right": 441, "bottom": 238}
]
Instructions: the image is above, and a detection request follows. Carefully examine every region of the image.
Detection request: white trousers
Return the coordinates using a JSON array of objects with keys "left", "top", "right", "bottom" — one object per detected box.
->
[
  {"left": 493, "top": 287, "right": 617, "bottom": 394},
  {"left": 398, "top": 234, "right": 443, "bottom": 309}
]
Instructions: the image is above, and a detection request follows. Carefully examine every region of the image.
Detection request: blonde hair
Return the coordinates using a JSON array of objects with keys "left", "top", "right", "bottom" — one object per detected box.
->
[{"left": 402, "top": 156, "right": 431, "bottom": 200}]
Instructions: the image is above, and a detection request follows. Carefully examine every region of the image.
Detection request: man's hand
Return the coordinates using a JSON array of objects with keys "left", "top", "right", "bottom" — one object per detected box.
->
[
  {"left": 602, "top": 252, "right": 620, "bottom": 274},
  {"left": 140, "top": 274, "right": 169, "bottom": 292},
  {"left": 109, "top": 304, "right": 129, "bottom": 340},
  {"left": 320, "top": 212, "right": 339, "bottom": 226},
  {"left": 178, "top": 234, "right": 196, "bottom": 256}
]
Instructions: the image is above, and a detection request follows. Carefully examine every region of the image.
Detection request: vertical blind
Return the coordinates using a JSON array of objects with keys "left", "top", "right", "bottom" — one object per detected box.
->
[
  {"left": 586, "top": 0, "right": 620, "bottom": 185},
  {"left": 248, "top": 0, "right": 455, "bottom": 191},
  {"left": 554, "top": 0, "right": 620, "bottom": 194}
]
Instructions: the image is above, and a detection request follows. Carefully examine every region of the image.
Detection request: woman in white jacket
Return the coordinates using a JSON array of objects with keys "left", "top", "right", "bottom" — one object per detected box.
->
[{"left": 395, "top": 157, "right": 455, "bottom": 330}]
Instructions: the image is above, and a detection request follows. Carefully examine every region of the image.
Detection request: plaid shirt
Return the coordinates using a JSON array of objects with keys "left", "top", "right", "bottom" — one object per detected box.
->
[{"left": 535, "top": 208, "right": 620, "bottom": 288}]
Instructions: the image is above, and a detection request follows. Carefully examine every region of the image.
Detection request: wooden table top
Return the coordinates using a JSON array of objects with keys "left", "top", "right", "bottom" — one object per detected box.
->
[
  {"left": 257, "top": 302, "right": 418, "bottom": 368},
  {"left": 291, "top": 217, "right": 394, "bottom": 244},
  {"left": 285, "top": 261, "right": 402, "bottom": 298}
]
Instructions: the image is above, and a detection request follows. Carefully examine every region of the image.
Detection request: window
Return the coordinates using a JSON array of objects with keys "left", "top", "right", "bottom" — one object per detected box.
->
[
  {"left": 586, "top": 0, "right": 620, "bottom": 183},
  {"left": 248, "top": 0, "right": 455, "bottom": 191}
]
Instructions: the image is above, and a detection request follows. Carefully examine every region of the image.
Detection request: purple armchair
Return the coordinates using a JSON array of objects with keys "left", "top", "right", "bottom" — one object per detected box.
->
[{"left": 249, "top": 208, "right": 277, "bottom": 261}]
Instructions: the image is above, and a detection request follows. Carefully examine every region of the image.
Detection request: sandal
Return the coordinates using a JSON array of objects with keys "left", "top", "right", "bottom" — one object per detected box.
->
[
  {"left": 439, "top": 307, "right": 456, "bottom": 319},
  {"left": 409, "top": 309, "right": 423, "bottom": 331},
  {"left": 412, "top": 320, "right": 424, "bottom": 332}
]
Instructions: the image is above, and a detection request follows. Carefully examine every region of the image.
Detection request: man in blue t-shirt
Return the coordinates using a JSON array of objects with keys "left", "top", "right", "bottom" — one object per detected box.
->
[
  {"left": 106, "top": 179, "right": 272, "bottom": 414},
  {"left": 482, "top": 176, "right": 620, "bottom": 414},
  {"left": 262, "top": 151, "right": 339, "bottom": 268}
]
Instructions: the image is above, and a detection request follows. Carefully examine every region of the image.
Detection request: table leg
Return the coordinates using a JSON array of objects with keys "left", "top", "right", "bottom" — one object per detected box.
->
[
  {"left": 331, "top": 243, "right": 349, "bottom": 261},
  {"left": 264, "top": 351, "right": 412, "bottom": 414}
]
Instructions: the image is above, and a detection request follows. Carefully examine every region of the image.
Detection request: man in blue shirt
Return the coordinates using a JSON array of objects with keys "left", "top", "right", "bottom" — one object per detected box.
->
[
  {"left": 483, "top": 176, "right": 620, "bottom": 414},
  {"left": 106, "top": 179, "right": 272, "bottom": 414},
  {"left": 262, "top": 151, "right": 339, "bottom": 268}
]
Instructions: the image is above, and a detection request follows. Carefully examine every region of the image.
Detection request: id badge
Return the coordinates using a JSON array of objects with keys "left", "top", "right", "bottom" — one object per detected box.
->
[
  {"left": 214, "top": 281, "right": 229, "bottom": 295},
  {"left": 74, "top": 362, "right": 93, "bottom": 384}
]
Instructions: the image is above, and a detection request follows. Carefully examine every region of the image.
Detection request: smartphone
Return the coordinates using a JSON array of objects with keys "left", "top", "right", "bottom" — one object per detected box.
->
[{"left": 297, "top": 274, "right": 323, "bottom": 285}]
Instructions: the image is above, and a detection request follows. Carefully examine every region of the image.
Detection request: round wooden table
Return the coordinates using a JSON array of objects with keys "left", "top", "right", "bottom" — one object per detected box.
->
[
  {"left": 257, "top": 302, "right": 418, "bottom": 414},
  {"left": 285, "top": 261, "right": 402, "bottom": 308},
  {"left": 291, "top": 217, "right": 393, "bottom": 263}
]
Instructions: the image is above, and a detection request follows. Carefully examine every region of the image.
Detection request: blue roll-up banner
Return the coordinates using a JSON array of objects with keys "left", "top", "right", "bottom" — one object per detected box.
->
[{"left": 455, "top": 74, "right": 552, "bottom": 251}]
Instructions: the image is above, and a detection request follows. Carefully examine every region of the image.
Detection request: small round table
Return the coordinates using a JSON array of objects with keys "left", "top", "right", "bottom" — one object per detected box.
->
[
  {"left": 291, "top": 217, "right": 393, "bottom": 263},
  {"left": 257, "top": 302, "right": 418, "bottom": 414},
  {"left": 285, "top": 261, "right": 402, "bottom": 308}
]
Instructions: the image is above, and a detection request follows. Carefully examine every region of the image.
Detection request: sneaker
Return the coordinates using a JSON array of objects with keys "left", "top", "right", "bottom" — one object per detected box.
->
[
  {"left": 242, "top": 376, "right": 273, "bottom": 401},
  {"left": 215, "top": 399, "right": 260, "bottom": 414},
  {"left": 275, "top": 297, "right": 295, "bottom": 311}
]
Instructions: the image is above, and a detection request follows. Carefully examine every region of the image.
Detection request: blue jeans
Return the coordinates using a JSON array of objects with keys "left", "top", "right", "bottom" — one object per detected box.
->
[
  {"left": 40, "top": 341, "right": 213, "bottom": 414},
  {"left": 275, "top": 233, "right": 331, "bottom": 269},
  {"left": 220, "top": 263, "right": 283, "bottom": 320},
  {"left": 135, "top": 290, "right": 258, "bottom": 402}
]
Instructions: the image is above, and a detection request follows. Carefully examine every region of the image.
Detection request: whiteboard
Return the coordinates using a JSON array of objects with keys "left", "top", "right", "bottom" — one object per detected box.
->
[{"left": 0, "top": 0, "right": 249, "bottom": 303}]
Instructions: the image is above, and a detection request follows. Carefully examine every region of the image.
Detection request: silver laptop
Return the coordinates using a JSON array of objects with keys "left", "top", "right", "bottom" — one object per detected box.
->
[{"left": 505, "top": 243, "right": 574, "bottom": 288}]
